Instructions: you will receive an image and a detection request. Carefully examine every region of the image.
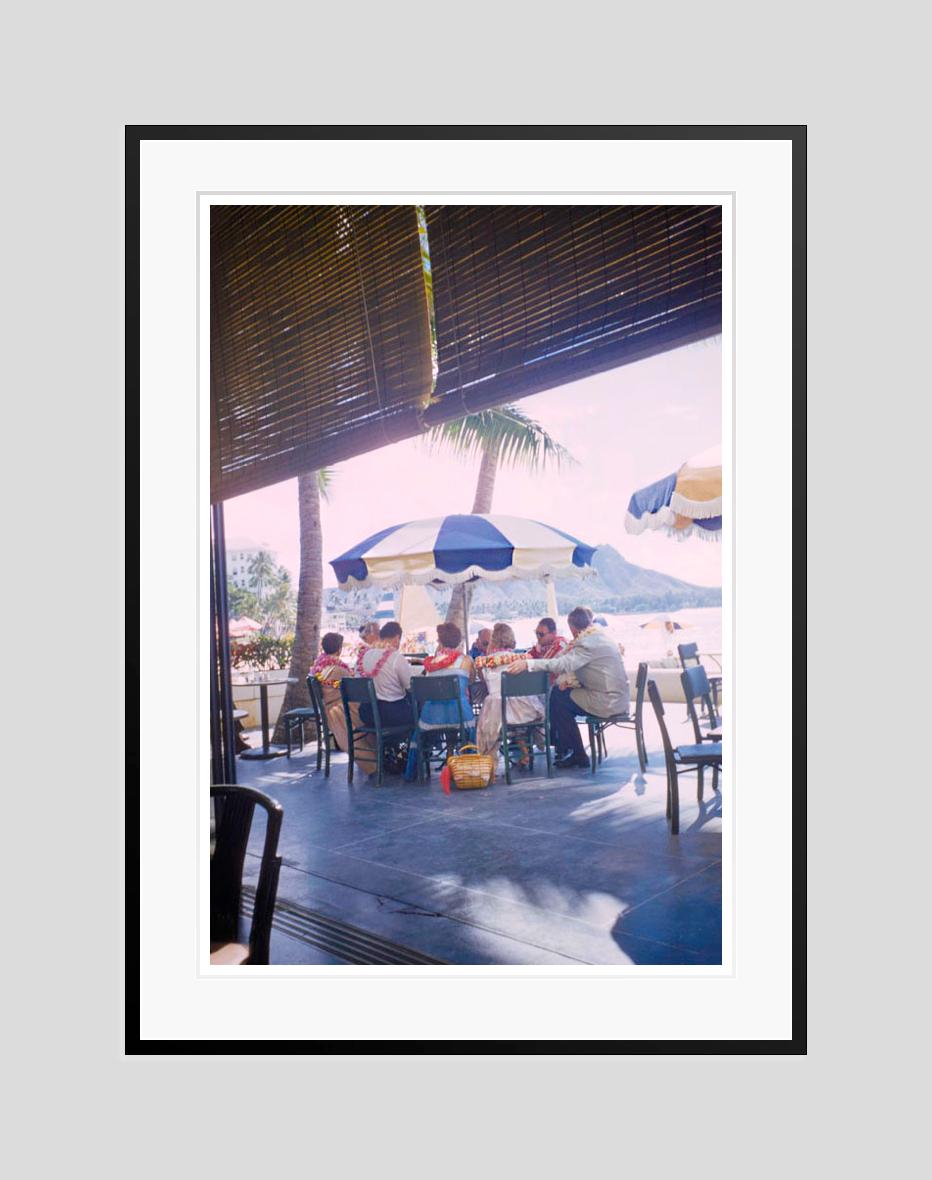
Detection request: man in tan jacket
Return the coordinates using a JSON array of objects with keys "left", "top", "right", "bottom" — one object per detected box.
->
[{"left": 508, "top": 606, "right": 630, "bottom": 768}]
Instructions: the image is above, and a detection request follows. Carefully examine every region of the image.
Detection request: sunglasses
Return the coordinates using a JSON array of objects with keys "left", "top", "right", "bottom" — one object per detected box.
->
[{"left": 535, "top": 630, "right": 551, "bottom": 638}]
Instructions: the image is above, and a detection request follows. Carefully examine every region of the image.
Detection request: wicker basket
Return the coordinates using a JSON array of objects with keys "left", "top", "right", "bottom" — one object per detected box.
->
[{"left": 445, "top": 743, "right": 495, "bottom": 790}]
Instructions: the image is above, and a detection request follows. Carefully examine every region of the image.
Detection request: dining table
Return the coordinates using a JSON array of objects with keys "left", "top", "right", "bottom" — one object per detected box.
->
[{"left": 233, "top": 672, "right": 299, "bottom": 759}]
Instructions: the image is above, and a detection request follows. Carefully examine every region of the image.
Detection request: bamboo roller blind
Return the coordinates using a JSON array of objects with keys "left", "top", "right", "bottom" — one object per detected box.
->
[
  {"left": 210, "top": 204, "right": 721, "bottom": 502},
  {"left": 211, "top": 205, "right": 433, "bottom": 502},
  {"left": 421, "top": 204, "right": 722, "bottom": 423}
]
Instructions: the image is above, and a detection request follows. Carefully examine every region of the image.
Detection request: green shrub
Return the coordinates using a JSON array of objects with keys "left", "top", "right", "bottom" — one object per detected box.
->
[{"left": 231, "top": 635, "right": 295, "bottom": 670}]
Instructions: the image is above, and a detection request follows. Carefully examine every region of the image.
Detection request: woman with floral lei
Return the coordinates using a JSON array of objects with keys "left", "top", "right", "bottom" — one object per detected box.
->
[
  {"left": 474, "top": 622, "right": 544, "bottom": 767},
  {"left": 411, "top": 621, "right": 476, "bottom": 747},
  {"left": 308, "top": 632, "right": 354, "bottom": 753}
]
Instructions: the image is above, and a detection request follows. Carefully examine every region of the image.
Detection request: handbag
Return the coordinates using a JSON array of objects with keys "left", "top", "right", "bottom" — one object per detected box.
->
[{"left": 440, "top": 743, "right": 495, "bottom": 793}]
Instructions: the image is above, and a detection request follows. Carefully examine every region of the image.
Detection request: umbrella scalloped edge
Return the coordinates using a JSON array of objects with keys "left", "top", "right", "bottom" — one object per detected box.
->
[
  {"left": 335, "top": 561, "right": 599, "bottom": 591},
  {"left": 668, "top": 491, "right": 722, "bottom": 519},
  {"left": 624, "top": 510, "right": 721, "bottom": 543}
]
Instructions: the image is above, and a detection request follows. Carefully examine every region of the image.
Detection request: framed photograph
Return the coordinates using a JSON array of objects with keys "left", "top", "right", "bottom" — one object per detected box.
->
[{"left": 130, "top": 126, "right": 803, "bottom": 1051}]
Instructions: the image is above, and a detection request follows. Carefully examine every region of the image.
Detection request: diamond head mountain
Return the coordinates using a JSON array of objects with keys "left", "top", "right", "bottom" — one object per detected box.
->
[{"left": 326, "top": 545, "right": 721, "bottom": 620}]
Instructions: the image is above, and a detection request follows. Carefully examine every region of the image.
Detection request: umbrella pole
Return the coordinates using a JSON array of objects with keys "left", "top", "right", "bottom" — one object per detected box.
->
[{"left": 463, "top": 587, "right": 470, "bottom": 656}]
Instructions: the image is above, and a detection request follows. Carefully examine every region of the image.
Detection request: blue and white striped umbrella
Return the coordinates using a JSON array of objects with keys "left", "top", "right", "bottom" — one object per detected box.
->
[
  {"left": 624, "top": 445, "right": 722, "bottom": 542},
  {"left": 331, "top": 514, "right": 597, "bottom": 589}
]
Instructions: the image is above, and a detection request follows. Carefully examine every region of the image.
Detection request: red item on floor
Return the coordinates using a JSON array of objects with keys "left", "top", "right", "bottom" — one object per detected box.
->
[{"left": 440, "top": 764, "right": 452, "bottom": 795}]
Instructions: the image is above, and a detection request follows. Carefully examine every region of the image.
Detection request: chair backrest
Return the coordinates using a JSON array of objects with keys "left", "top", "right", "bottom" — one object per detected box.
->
[
  {"left": 646, "top": 679, "right": 676, "bottom": 762},
  {"left": 340, "top": 676, "right": 378, "bottom": 706},
  {"left": 306, "top": 675, "right": 331, "bottom": 740},
  {"left": 677, "top": 642, "right": 700, "bottom": 669},
  {"left": 210, "top": 784, "right": 283, "bottom": 965},
  {"left": 412, "top": 674, "right": 468, "bottom": 730},
  {"left": 501, "top": 670, "right": 550, "bottom": 725},
  {"left": 501, "top": 670, "right": 549, "bottom": 698},
  {"left": 635, "top": 662, "right": 649, "bottom": 721},
  {"left": 681, "top": 665, "right": 719, "bottom": 741},
  {"left": 339, "top": 675, "right": 384, "bottom": 740},
  {"left": 411, "top": 674, "right": 461, "bottom": 704}
]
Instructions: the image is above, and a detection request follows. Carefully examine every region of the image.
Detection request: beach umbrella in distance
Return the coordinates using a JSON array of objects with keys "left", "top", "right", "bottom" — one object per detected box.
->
[
  {"left": 639, "top": 618, "right": 687, "bottom": 631},
  {"left": 229, "top": 616, "right": 261, "bottom": 638},
  {"left": 625, "top": 444, "right": 721, "bottom": 541}
]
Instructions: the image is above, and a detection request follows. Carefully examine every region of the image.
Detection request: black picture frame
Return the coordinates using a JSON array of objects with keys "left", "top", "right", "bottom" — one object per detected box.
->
[{"left": 126, "top": 124, "right": 805, "bottom": 1056}]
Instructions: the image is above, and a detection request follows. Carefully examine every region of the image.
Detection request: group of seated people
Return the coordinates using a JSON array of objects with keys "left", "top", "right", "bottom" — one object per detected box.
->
[{"left": 308, "top": 606, "right": 631, "bottom": 775}]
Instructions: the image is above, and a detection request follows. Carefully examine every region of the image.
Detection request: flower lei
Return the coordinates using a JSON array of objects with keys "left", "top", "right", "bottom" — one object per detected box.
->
[
  {"left": 423, "top": 647, "right": 462, "bottom": 673},
  {"left": 356, "top": 644, "right": 394, "bottom": 678},
  {"left": 474, "top": 649, "right": 523, "bottom": 671},
  {"left": 529, "top": 634, "right": 568, "bottom": 660},
  {"left": 562, "top": 624, "right": 599, "bottom": 651},
  {"left": 310, "top": 652, "right": 351, "bottom": 688}
]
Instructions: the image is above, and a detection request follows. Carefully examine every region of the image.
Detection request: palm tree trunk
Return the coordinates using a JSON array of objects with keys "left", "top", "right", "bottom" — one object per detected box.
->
[
  {"left": 446, "top": 447, "right": 499, "bottom": 636},
  {"left": 273, "top": 472, "right": 323, "bottom": 742},
  {"left": 470, "top": 447, "right": 498, "bottom": 514}
]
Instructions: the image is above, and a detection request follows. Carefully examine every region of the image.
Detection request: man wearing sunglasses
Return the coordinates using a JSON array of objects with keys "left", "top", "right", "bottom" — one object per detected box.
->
[
  {"left": 527, "top": 617, "right": 568, "bottom": 661},
  {"left": 507, "top": 607, "right": 630, "bottom": 769}
]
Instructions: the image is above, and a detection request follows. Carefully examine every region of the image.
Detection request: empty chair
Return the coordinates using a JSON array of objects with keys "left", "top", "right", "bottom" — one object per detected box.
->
[
  {"left": 647, "top": 680, "right": 722, "bottom": 835},
  {"left": 411, "top": 674, "right": 475, "bottom": 782},
  {"left": 280, "top": 679, "right": 321, "bottom": 758},
  {"left": 501, "top": 670, "right": 553, "bottom": 784},
  {"left": 678, "top": 642, "right": 721, "bottom": 714},
  {"left": 340, "top": 677, "right": 412, "bottom": 786},
  {"left": 681, "top": 665, "right": 722, "bottom": 745},
  {"left": 210, "top": 784, "right": 283, "bottom": 965}
]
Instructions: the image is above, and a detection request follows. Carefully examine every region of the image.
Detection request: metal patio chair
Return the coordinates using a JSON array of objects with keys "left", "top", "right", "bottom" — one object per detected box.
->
[
  {"left": 681, "top": 665, "right": 723, "bottom": 748},
  {"left": 340, "top": 677, "right": 412, "bottom": 786},
  {"left": 678, "top": 642, "right": 721, "bottom": 715},
  {"left": 210, "top": 784, "right": 283, "bottom": 965},
  {"left": 573, "top": 662, "right": 648, "bottom": 775},
  {"left": 411, "top": 674, "right": 475, "bottom": 782},
  {"left": 501, "top": 670, "right": 553, "bottom": 784},
  {"left": 647, "top": 680, "right": 722, "bottom": 834},
  {"left": 306, "top": 674, "right": 338, "bottom": 775},
  {"left": 281, "top": 675, "right": 321, "bottom": 758}
]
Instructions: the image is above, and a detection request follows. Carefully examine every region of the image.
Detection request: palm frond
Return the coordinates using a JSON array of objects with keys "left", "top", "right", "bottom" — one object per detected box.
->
[
  {"left": 316, "top": 466, "right": 335, "bottom": 503},
  {"left": 425, "top": 405, "right": 576, "bottom": 473}
]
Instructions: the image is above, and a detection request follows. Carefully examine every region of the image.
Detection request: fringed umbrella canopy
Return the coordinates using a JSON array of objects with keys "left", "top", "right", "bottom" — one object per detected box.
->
[
  {"left": 331, "top": 514, "right": 597, "bottom": 589},
  {"left": 624, "top": 445, "right": 722, "bottom": 541}
]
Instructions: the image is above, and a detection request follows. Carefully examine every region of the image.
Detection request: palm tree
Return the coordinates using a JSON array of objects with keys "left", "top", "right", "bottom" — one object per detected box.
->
[
  {"left": 263, "top": 567, "right": 296, "bottom": 638},
  {"left": 247, "top": 549, "right": 277, "bottom": 606},
  {"left": 426, "top": 406, "right": 575, "bottom": 636},
  {"left": 272, "top": 469, "right": 333, "bottom": 743}
]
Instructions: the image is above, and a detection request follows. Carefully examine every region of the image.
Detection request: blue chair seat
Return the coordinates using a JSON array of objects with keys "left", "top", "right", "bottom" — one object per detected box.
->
[
  {"left": 283, "top": 707, "right": 317, "bottom": 719},
  {"left": 674, "top": 742, "right": 722, "bottom": 763}
]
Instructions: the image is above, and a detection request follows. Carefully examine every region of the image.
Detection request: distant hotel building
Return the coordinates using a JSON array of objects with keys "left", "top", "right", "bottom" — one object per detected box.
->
[{"left": 227, "top": 540, "right": 278, "bottom": 590}]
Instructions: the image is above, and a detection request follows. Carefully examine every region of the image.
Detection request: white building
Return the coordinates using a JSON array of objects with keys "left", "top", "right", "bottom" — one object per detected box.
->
[{"left": 226, "top": 539, "right": 278, "bottom": 590}]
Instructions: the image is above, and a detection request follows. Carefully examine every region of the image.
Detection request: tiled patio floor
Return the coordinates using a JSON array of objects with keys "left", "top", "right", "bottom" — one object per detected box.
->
[{"left": 235, "top": 705, "right": 723, "bottom": 966}]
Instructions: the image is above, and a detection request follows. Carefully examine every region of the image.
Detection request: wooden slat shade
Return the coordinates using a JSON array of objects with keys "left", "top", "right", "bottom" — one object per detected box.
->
[
  {"left": 421, "top": 204, "right": 722, "bottom": 423},
  {"left": 210, "top": 204, "right": 721, "bottom": 503},
  {"left": 211, "top": 205, "right": 433, "bottom": 502}
]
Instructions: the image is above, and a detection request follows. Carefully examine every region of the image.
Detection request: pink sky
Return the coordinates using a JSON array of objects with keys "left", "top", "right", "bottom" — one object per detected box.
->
[{"left": 223, "top": 339, "right": 722, "bottom": 589}]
